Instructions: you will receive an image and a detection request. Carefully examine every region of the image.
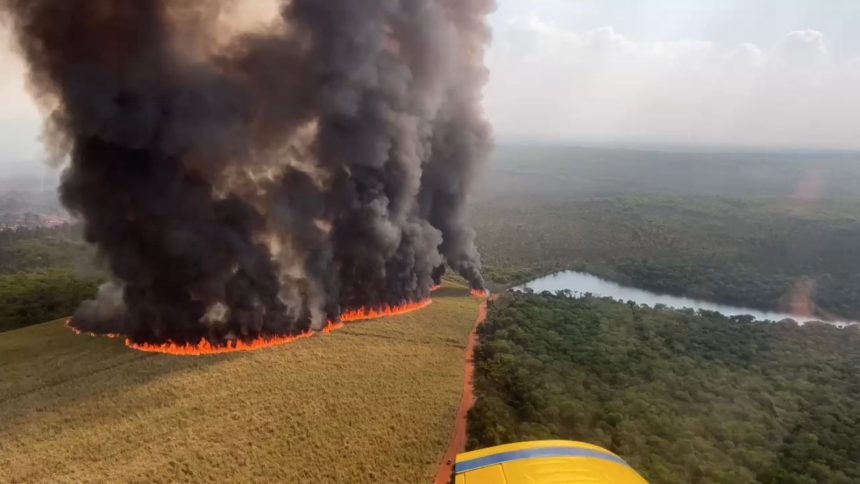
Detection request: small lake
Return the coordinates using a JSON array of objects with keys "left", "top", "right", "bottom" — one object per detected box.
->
[{"left": 517, "top": 271, "right": 857, "bottom": 327}]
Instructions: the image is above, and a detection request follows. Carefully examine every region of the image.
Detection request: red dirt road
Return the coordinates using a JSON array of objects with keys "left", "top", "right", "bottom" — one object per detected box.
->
[{"left": 433, "top": 299, "right": 489, "bottom": 484}]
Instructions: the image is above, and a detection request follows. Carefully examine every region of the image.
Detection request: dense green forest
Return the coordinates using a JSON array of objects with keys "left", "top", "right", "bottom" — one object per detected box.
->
[
  {"left": 472, "top": 146, "right": 860, "bottom": 319},
  {"left": 0, "top": 225, "right": 101, "bottom": 332},
  {"left": 468, "top": 292, "right": 860, "bottom": 483},
  {"left": 473, "top": 192, "right": 860, "bottom": 320},
  {"left": 0, "top": 271, "right": 99, "bottom": 332}
]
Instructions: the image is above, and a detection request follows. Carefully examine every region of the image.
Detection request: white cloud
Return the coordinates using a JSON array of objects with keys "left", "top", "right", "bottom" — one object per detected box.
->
[
  {"left": 776, "top": 30, "right": 829, "bottom": 67},
  {"left": 485, "top": 15, "right": 860, "bottom": 149}
]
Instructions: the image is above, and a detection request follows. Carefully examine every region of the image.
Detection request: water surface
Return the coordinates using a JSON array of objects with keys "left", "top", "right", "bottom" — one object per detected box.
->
[{"left": 518, "top": 271, "right": 856, "bottom": 327}]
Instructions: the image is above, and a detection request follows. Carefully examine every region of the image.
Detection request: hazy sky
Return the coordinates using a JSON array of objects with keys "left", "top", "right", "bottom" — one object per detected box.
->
[
  {"left": 486, "top": 0, "right": 860, "bottom": 149},
  {"left": 0, "top": 24, "right": 45, "bottom": 177},
  {"left": 2, "top": 0, "right": 859, "bottom": 176}
]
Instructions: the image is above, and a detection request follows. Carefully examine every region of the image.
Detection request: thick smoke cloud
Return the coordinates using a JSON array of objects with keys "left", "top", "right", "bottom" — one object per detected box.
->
[{"left": 2, "top": 0, "right": 494, "bottom": 345}]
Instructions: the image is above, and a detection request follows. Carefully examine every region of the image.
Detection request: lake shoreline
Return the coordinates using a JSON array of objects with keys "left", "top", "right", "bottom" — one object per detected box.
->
[{"left": 515, "top": 270, "right": 858, "bottom": 328}]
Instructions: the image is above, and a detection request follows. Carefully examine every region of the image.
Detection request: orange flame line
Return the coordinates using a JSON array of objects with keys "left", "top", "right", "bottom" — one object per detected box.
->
[
  {"left": 64, "top": 319, "right": 123, "bottom": 339},
  {"left": 66, "top": 299, "right": 434, "bottom": 356},
  {"left": 125, "top": 331, "right": 315, "bottom": 356},
  {"left": 321, "top": 299, "right": 432, "bottom": 334},
  {"left": 471, "top": 289, "right": 489, "bottom": 299},
  {"left": 322, "top": 322, "right": 346, "bottom": 334},
  {"left": 340, "top": 299, "right": 433, "bottom": 323}
]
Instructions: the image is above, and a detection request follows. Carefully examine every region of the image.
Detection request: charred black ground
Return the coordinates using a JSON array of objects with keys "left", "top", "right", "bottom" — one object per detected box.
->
[{"left": 2, "top": 0, "right": 493, "bottom": 345}]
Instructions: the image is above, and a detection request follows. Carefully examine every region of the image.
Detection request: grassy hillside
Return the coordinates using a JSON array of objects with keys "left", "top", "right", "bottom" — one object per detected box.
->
[{"left": 0, "top": 285, "right": 478, "bottom": 483}]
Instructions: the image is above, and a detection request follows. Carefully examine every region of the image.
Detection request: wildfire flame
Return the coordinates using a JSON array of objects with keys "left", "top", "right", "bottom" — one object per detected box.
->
[
  {"left": 431, "top": 285, "right": 442, "bottom": 292},
  {"left": 64, "top": 319, "right": 122, "bottom": 339},
  {"left": 68, "top": 298, "right": 434, "bottom": 356},
  {"left": 322, "top": 322, "right": 345, "bottom": 334},
  {"left": 339, "top": 299, "right": 432, "bottom": 323},
  {"left": 322, "top": 299, "right": 432, "bottom": 335},
  {"left": 471, "top": 289, "right": 489, "bottom": 299},
  {"left": 125, "top": 331, "right": 315, "bottom": 356}
]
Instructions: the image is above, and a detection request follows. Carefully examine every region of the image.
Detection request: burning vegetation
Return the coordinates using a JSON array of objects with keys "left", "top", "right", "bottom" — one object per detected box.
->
[
  {"left": 127, "top": 330, "right": 316, "bottom": 357},
  {"left": 2, "top": 0, "right": 493, "bottom": 351},
  {"left": 125, "top": 298, "right": 432, "bottom": 356}
]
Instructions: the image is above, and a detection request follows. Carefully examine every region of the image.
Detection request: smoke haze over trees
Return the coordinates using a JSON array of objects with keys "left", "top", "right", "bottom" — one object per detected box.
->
[{"left": 1, "top": 0, "right": 494, "bottom": 345}]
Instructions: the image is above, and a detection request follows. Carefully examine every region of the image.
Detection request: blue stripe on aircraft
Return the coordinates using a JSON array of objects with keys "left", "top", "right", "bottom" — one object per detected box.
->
[{"left": 456, "top": 447, "right": 631, "bottom": 474}]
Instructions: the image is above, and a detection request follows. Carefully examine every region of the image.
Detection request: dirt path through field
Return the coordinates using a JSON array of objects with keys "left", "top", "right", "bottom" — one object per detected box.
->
[{"left": 433, "top": 298, "right": 488, "bottom": 484}]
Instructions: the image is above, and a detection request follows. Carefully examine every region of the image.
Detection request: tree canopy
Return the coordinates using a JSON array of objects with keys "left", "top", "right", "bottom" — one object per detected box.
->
[{"left": 469, "top": 292, "right": 860, "bottom": 483}]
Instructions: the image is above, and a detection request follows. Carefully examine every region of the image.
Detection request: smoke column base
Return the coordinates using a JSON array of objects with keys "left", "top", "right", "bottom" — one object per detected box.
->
[
  {"left": 6, "top": 0, "right": 493, "bottom": 347},
  {"left": 68, "top": 298, "right": 434, "bottom": 356}
]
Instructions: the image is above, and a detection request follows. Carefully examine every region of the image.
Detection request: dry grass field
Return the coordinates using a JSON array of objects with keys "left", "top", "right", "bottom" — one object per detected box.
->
[{"left": 0, "top": 285, "right": 478, "bottom": 483}]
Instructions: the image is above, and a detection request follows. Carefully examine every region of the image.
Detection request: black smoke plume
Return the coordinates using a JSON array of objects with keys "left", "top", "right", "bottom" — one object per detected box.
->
[{"left": 2, "top": 0, "right": 494, "bottom": 345}]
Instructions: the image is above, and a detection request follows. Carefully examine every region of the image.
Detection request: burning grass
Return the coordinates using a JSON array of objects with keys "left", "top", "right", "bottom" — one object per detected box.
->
[
  {"left": 126, "top": 331, "right": 316, "bottom": 356},
  {"left": 117, "top": 299, "right": 433, "bottom": 356},
  {"left": 470, "top": 289, "right": 489, "bottom": 298},
  {"left": 64, "top": 319, "right": 122, "bottom": 339},
  {"left": 339, "top": 299, "right": 433, "bottom": 324},
  {"left": 0, "top": 284, "right": 478, "bottom": 483}
]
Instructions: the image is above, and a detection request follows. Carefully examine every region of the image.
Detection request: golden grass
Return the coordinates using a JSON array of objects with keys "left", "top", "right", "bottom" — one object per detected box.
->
[{"left": 0, "top": 285, "right": 478, "bottom": 483}]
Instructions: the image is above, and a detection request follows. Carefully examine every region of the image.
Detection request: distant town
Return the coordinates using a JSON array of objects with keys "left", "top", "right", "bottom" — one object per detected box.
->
[
  {"left": 0, "top": 188, "right": 70, "bottom": 231},
  {"left": 0, "top": 211, "right": 70, "bottom": 231}
]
